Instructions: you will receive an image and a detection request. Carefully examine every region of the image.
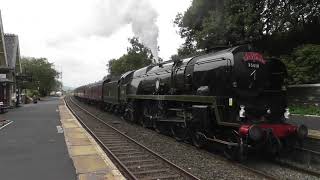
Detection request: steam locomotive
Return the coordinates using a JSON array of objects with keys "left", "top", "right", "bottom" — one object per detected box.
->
[{"left": 74, "top": 44, "right": 308, "bottom": 160}]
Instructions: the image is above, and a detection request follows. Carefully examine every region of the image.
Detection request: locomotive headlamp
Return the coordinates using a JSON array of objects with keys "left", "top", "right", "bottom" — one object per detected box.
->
[
  {"left": 281, "top": 85, "right": 287, "bottom": 91},
  {"left": 249, "top": 125, "right": 263, "bottom": 141},
  {"left": 239, "top": 105, "right": 245, "bottom": 118},
  {"left": 284, "top": 108, "right": 290, "bottom": 119},
  {"left": 232, "top": 81, "right": 237, "bottom": 88},
  {"left": 155, "top": 80, "right": 160, "bottom": 91},
  {"left": 297, "top": 125, "right": 308, "bottom": 139},
  {"left": 267, "top": 108, "right": 271, "bottom": 114}
]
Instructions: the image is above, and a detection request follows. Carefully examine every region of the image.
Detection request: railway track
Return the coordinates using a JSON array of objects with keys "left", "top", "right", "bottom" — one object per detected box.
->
[
  {"left": 66, "top": 96, "right": 320, "bottom": 179},
  {"left": 65, "top": 96, "right": 199, "bottom": 180},
  {"left": 302, "top": 137, "right": 320, "bottom": 154},
  {"left": 273, "top": 146, "right": 320, "bottom": 177}
]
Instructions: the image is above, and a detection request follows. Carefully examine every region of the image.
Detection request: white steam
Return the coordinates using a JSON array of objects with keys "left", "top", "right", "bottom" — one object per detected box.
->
[
  {"left": 93, "top": 0, "right": 159, "bottom": 63},
  {"left": 49, "top": 0, "right": 159, "bottom": 63},
  {"left": 128, "top": 1, "right": 159, "bottom": 62}
]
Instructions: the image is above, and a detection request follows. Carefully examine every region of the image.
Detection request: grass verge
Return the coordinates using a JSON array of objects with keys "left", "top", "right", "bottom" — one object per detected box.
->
[{"left": 290, "top": 104, "right": 320, "bottom": 116}]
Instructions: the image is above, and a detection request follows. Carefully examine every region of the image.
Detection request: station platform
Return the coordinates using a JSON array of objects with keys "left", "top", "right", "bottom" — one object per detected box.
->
[
  {"left": 291, "top": 114, "right": 320, "bottom": 139},
  {"left": 0, "top": 97, "right": 124, "bottom": 180},
  {"left": 291, "top": 114, "right": 320, "bottom": 130},
  {"left": 59, "top": 99, "right": 124, "bottom": 180}
]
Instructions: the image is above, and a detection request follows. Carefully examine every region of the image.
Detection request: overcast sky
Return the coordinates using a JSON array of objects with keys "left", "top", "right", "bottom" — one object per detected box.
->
[{"left": 1, "top": 0, "right": 191, "bottom": 87}]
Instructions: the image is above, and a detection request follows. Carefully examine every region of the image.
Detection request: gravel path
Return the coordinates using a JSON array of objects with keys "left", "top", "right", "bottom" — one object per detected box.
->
[{"left": 72, "top": 98, "right": 318, "bottom": 180}]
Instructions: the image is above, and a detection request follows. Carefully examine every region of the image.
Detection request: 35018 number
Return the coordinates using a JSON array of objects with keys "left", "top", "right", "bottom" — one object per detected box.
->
[{"left": 248, "top": 63, "right": 259, "bottom": 68}]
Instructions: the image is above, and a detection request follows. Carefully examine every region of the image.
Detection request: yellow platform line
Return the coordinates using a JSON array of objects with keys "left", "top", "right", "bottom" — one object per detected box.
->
[
  {"left": 308, "top": 129, "right": 320, "bottom": 140},
  {"left": 58, "top": 100, "right": 125, "bottom": 180}
]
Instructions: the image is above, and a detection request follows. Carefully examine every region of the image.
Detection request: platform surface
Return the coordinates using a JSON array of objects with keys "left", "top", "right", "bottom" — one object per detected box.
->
[
  {"left": 59, "top": 100, "right": 124, "bottom": 180},
  {"left": 0, "top": 97, "right": 76, "bottom": 180},
  {"left": 291, "top": 114, "right": 320, "bottom": 130}
]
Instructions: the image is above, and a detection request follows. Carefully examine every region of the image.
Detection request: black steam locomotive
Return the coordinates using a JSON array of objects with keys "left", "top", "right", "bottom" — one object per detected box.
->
[{"left": 74, "top": 44, "right": 308, "bottom": 160}]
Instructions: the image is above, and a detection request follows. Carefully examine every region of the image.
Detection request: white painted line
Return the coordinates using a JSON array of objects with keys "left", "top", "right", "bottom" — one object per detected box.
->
[
  {"left": 56, "top": 125, "right": 64, "bottom": 133},
  {"left": 292, "top": 114, "right": 320, "bottom": 118},
  {"left": 0, "top": 120, "right": 13, "bottom": 130},
  {"left": 288, "top": 83, "right": 320, "bottom": 87},
  {"left": 304, "top": 114, "right": 320, "bottom": 118}
]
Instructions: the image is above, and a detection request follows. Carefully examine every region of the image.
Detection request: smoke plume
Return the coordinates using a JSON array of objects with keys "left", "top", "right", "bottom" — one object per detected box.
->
[
  {"left": 47, "top": 0, "right": 159, "bottom": 62},
  {"left": 85, "top": 0, "right": 159, "bottom": 63}
]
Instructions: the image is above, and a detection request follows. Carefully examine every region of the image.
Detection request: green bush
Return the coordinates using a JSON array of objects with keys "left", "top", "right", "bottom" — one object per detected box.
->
[{"left": 27, "top": 89, "right": 40, "bottom": 97}]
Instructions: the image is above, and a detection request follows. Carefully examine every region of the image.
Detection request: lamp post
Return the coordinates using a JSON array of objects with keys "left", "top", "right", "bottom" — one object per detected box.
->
[{"left": 36, "top": 80, "right": 40, "bottom": 93}]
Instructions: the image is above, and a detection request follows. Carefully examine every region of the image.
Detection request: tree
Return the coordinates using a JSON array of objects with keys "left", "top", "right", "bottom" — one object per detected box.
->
[
  {"left": 21, "top": 57, "right": 60, "bottom": 96},
  {"left": 283, "top": 44, "right": 320, "bottom": 84},
  {"left": 53, "top": 79, "right": 62, "bottom": 91},
  {"left": 107, "top": 37, "right": 153, "bottom": 76},
  {"left": 174, "top": 0, "right": 320, "bottom": 56},
  {"left": 174, "top": 0, "right": 222, "bottom": 54}
]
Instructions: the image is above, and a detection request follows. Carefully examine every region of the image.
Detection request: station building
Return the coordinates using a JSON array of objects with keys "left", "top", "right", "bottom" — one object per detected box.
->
[{"left": 0, "top": 11, "right": 22, "bottom": 112}]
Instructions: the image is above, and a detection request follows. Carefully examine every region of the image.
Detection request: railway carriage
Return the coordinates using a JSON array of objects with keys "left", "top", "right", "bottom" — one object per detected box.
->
[
  {"left": 74, "top": 85, "right": 86, "bottom": 99},
  {"left": 74, "top": 44, "right": 308, "bottom": 160},
  {"left": 88, "top": 81, "right": 103, "bottom": 103}
]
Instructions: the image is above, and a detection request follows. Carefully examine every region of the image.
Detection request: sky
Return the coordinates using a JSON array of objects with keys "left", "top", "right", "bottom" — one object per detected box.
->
[{"left": 1, "top": 0, "right": 191, "bottom": 87}]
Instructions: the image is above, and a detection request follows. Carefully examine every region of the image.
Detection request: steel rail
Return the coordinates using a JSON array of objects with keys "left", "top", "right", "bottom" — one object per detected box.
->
[
  {"left": 272, "top": 147, "right": 320, "bottom": 178},
  {"left": 234, "top": 163, "right": 278, "bottom": 180},
  {"left": 295, "top": 147, "right": 320, "bottom": 156},
  {"left": 65, "top": 97, "right": 138, "bottom": 180},
  {"left": 273, "top": 159, "right": 320, "bottom": 178},
  {"left": 65, "top": 96, "right": 200, "bottom": 180}
]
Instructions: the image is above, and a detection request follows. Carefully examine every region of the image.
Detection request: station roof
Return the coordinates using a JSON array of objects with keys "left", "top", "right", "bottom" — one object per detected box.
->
[
  {"left": 0, "top": 66, "right": 13, "bottom": 73},
  {"left": 4, "top": 34, "right": 21, "bottom": 73},
  {"left": 0, "top": 10, "right": 8, "bottom": 67},
  {"left": 0, "top": 78, "right": 13, "bottom": 83},
  {"left": 0, "top": 11, "right": 22, "bottom": 75}
]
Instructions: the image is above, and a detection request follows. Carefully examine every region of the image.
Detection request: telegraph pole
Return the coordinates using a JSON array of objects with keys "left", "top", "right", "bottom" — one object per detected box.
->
[{"left": 60, "top": 66, "right": 62, "bottom": 92}]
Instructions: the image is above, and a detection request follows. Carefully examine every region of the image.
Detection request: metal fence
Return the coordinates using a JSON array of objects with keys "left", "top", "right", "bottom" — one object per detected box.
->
[{"left": 287, "top": 84, "right": 320, "bottom": 105}]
